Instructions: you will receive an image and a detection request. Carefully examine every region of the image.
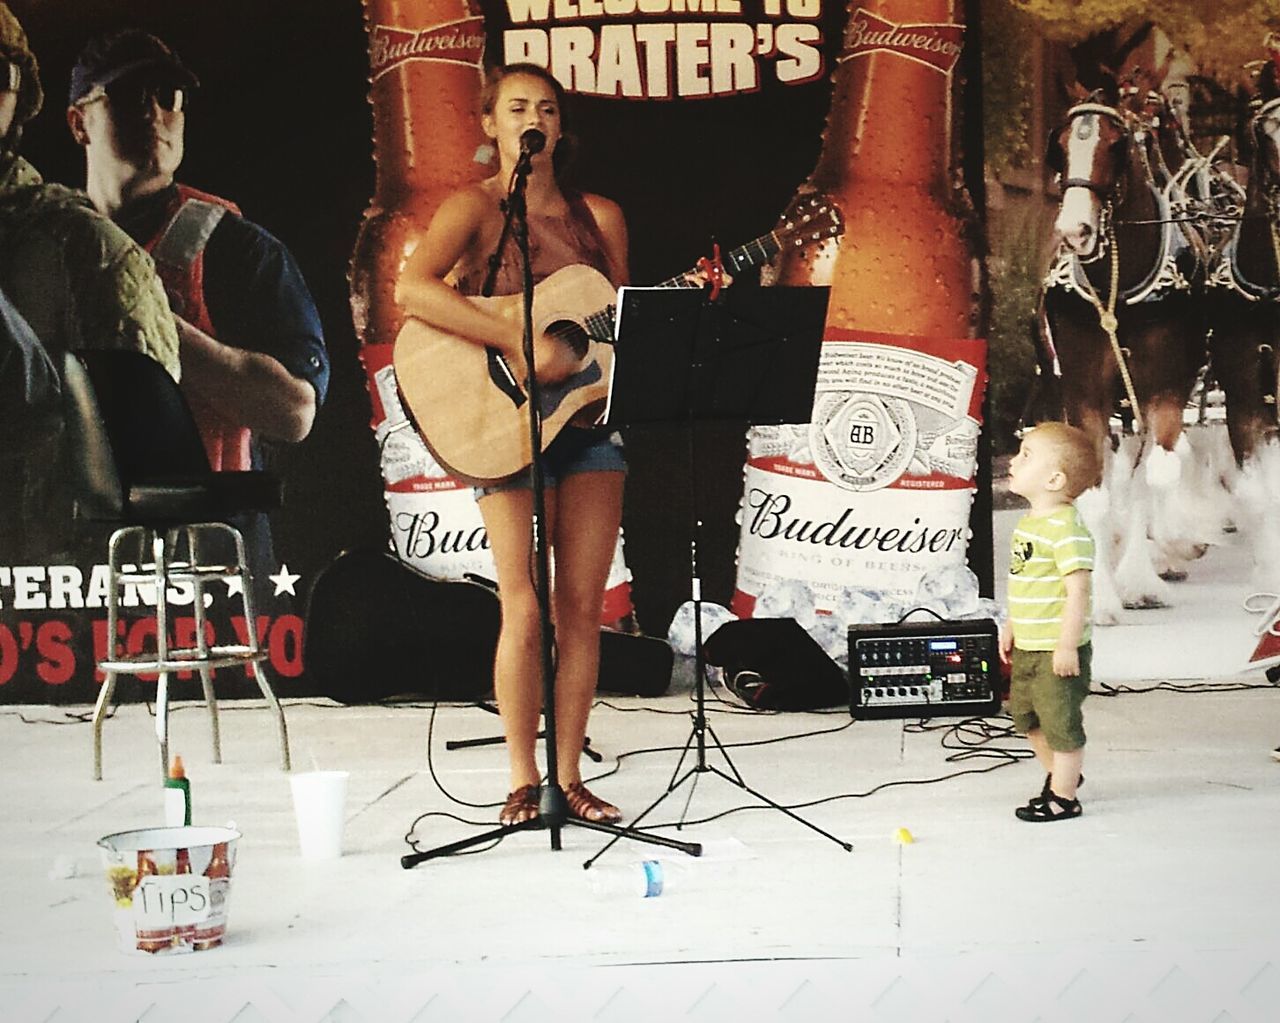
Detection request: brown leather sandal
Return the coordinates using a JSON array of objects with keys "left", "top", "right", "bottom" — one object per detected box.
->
[
  {"left": 564, "top": 782, "right": 622, "bottom": 823},
  {"left": 499, "top": 784, "right": 541, "bottom": 826}
]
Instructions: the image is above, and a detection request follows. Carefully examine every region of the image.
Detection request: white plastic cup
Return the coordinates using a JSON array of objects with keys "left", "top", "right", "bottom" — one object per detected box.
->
[{"left": 288, "top": 771, "right": 349, "bottom": 859}]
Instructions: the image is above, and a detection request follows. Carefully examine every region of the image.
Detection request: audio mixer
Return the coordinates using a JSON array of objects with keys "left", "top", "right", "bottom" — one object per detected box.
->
[{"left": 848, "top": 618, "right": 1001, "bottom": 720}]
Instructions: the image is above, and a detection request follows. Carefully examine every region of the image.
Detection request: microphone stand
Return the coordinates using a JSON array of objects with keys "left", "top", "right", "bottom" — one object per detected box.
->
[{"left": 403, "top": 140, "right": 700, "bottom": 867}]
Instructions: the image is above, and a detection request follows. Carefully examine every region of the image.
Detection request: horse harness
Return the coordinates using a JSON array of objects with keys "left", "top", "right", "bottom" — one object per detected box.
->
[
  {"left": 1043, "top": 102, "right": 1204, "bottom": 432},
  {"left": 1205, "top": 95, "right": 1280, "bottom": 411}
]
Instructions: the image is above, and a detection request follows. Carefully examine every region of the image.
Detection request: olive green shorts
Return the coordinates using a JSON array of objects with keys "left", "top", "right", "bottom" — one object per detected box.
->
[{"left": 1008, "top": 644, "right": 1091, "bottom": 752}]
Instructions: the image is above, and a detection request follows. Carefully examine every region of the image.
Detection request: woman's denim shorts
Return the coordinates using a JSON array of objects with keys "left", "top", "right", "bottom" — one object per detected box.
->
[{"left": 474, "top": 428, "right": 626, "bottom": 498}]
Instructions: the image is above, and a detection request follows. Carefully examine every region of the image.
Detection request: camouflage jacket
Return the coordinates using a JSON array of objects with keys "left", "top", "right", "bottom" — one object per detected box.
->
[{"left": 0, "top": 154, "right": 179, "bottom": 377}]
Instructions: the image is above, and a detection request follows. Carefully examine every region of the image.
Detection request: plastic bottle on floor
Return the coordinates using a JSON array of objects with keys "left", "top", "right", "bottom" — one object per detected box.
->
[
  {"left": 587, "top": 858, "right": 689, "bottom": 898},
  {"left": 586, "top": 839, "right": 756, "bottom": 898}
]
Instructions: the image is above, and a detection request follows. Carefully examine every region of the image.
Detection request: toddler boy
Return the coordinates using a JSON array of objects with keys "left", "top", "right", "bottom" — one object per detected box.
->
[{"left": 1000, "top": 422, "right": 1101, "bottom": 822}]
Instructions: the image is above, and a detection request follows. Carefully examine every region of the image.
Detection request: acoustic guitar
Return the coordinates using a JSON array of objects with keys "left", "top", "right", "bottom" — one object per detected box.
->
[{"left": 393, "top": 194, "right": 843, "bottom": 483}]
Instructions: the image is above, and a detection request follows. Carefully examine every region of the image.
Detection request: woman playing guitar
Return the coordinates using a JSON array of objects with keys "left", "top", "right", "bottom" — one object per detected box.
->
[{"left": 396, "top": 63, "right": 632, "bottom": 827}]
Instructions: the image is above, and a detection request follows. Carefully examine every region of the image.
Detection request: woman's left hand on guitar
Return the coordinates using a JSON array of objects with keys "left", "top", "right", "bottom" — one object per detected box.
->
[
  {"left": 683, "top": 267, "right": 734, "bottom": 290},
  {"left": 687, "top": 242, "right": 733, "bottom": 297}
]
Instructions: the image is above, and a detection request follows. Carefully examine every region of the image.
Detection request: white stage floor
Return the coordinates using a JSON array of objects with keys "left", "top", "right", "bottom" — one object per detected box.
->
[{"left": 2, "top": 509, "right": 1278, "bottom": 1022}]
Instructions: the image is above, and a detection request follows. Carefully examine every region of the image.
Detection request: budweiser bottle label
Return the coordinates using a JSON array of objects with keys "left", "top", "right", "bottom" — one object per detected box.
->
[
  {"left": 367, "top": 17, "right": 485, "bottom": 79},
  {"left": 840, "top": 7, "right": 964, "bottom": 75},
  {"left": 734, "top": 330, "right": 984, "bottom": 616},
  {"left": 805, "top": 330, "right": 981, "bottom": 491}
]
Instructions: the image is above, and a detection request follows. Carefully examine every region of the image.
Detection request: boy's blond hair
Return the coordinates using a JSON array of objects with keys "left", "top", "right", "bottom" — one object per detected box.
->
[{"left": 1028, "top": 421, "right": 1101, "bottom": 498}]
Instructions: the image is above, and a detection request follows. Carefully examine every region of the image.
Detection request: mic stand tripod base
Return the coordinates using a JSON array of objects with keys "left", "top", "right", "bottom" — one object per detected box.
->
[
  {"left": 445, "top": 734, "right": 603, "bottom": 763},
  {"left": 401, "top": 782, "right": 702, "bottom": 869},
  {"left": 443, "top": 704, "right": 604, "bottom": 763}
]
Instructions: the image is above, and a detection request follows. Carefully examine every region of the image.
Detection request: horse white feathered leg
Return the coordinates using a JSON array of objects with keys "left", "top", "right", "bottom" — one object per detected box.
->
[
  {"left": 1075, "top": 467, "right": 1122, "bottom": 626},
  {"left": 1148, "top": 432, "right": 1217, "bottom": 579},
  {"left": 1233, "top": 437, "right": 1280, "bottom": 588},
  {"left": 1110, "top": 434, "right": 1174, "bottom": 609}
]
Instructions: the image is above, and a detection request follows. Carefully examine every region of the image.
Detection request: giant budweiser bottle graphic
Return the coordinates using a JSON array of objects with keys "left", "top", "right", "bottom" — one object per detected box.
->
[
  {"left": 351, "top": 0, "right": 488, "bottom": 353},
  {"left": 350, "top": 0, "right": 490, "bottom": 578},
  {"left": 351, "top": 1, "right": 637, "bottom": 623},
  {"left": 733, "top": 0, "right": 987, "bottom": 627}
]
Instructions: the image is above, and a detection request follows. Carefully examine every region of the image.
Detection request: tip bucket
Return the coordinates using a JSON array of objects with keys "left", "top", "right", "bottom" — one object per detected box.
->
[{"left": 98, "top": 825, "right": 240, "bottom": 955}]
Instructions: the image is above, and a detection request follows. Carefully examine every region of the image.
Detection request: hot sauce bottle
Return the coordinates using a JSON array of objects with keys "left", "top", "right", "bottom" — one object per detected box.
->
[{"left": 133, "top": 851, "right": 174, "bottom": 953}]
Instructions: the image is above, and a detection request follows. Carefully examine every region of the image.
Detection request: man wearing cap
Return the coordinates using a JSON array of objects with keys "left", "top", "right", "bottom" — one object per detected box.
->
[
  {"left": 66, "top": 28, "right": 330, "bottom": 571},
  {"left": 0, "top": 4, "right": 180, "bottom": 559},
  {"left": 0, "top": 6, "right": 178, "bottom": 374},
  {"left": 67, "top": 28, "right": 328, "bottom": 463}
]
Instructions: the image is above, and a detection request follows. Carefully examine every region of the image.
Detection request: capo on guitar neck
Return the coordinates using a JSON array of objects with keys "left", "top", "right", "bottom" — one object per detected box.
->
[{"left": 697, "top": 242, "right": 725, "bottom": 300}]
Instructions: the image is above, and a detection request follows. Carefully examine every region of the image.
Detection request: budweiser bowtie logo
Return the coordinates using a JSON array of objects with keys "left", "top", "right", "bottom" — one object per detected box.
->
[
  {"left": 369, "top": 19, "right": 485, "bottom": 80},
  {"left": 840, "top": 8, "right": 964, "bottom": 75}
]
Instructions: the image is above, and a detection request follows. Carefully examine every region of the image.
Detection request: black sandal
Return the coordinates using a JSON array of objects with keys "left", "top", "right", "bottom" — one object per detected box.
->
[
  {"left": 1015, "top": 791, "right": 1082, "bottom": 822},
  {"left": 1029, "top": 772, "right": 1084, "bottom": 804}
]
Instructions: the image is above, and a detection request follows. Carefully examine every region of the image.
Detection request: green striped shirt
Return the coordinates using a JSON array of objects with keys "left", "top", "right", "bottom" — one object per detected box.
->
[{"left": 1008, "top": 504, "right": 1094, "bottom": 651}]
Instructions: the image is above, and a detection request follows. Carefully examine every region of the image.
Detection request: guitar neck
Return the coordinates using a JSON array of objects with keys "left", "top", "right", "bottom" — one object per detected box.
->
[{"left": 582, "top": 230, "right": 785, "bottom": 342}]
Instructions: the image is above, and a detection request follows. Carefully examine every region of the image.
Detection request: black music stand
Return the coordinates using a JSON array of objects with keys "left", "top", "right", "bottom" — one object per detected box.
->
[{"left": 586, "top": 282, "right": 852, "bottom": 867}]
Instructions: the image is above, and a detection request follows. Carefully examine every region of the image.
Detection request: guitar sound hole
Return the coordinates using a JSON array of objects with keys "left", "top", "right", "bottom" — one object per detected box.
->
[{"left": 547, "top": 319, "right": 590, "bottom": 360}]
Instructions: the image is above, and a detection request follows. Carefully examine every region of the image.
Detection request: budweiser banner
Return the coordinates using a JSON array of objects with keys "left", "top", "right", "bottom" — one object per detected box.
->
[
  {"left": 0, "top": 563, "right": 305, "bottom": 700},
  {"left": 498, "top": 0, "right": 827, "bottom": 98},
  {"left": 3, "top": 0, "right": 999, "bottom": 704}
]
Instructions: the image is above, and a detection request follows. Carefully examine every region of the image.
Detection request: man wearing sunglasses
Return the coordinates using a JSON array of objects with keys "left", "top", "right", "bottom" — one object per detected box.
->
[
  {"left": 1, "top": 5, "right": 180, "bottom": 561},
  {"left": 67, "top": 28, "right": 330, "bottom": 576}
]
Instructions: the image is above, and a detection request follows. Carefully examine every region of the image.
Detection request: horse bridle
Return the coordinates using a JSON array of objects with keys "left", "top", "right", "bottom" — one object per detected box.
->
[
  {"left": 1251, "top": 96, "right": 1280, "bottom": 136},
  {"left": 1052, "top": 102, "right": 1133, "bottom": 197},
  {"left": 1251, "top": 96, "right": 1280, "bottom": 187},
  {"left": 1246, "top": 95, "right": 1280, "bottom": 293}
]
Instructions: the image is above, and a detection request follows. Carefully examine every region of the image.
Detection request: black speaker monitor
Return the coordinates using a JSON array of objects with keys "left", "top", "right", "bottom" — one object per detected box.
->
[{"left": 703, "top": 617, "right": 846, "bottom": 711}]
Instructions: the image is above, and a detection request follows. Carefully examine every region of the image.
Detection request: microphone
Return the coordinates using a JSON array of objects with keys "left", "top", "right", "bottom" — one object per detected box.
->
[{"left": 519, "top": 128, "right": 546, "bottom": 156}]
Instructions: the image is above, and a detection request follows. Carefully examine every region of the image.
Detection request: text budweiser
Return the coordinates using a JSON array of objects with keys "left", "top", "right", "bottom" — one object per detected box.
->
[
  {"left": 369, "top": 21, "right": 485, "bottom": 80},
  {"left": 841, "top": 8, "right": 963, "bottom": 73},
  {"left": 745, "top": 489, "right": 965, "bottom": 553}
]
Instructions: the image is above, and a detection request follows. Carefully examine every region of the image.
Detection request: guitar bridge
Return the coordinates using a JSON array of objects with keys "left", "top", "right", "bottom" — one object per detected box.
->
[{"left": 488, "top": 348, "right": 526, "bottom": 409}]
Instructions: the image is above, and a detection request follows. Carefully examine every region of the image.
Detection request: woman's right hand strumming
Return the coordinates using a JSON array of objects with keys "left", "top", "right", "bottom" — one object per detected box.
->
[{"left": 529, "top": 331, "right": 579, "bottom": 385}]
